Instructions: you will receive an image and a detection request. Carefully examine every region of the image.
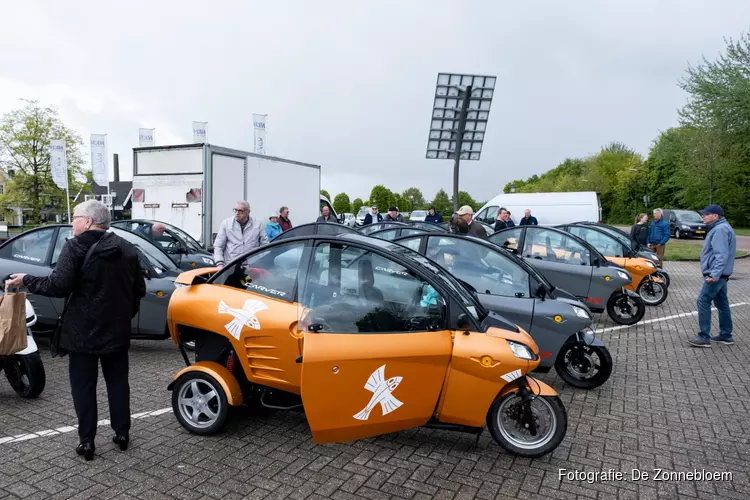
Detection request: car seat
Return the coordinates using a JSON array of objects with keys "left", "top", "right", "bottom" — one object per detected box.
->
[{"left": 358, "top": 258, "right": 384, "bottom": 302}]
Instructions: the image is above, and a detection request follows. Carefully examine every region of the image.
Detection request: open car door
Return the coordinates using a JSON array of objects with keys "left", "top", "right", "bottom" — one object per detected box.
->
[{"left": 298, "top": 240, "right": 453, "bottom": 444}]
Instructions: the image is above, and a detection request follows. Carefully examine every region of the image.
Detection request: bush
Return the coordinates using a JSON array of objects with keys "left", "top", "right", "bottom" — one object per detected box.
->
[{"left": 442, "top": 215, "right": 451, "bottom": 222}]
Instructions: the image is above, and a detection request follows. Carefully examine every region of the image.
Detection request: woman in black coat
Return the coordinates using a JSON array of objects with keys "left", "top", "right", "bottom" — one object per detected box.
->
[{"left": 630, "top": 213, "right": 649, "bottom": 246}]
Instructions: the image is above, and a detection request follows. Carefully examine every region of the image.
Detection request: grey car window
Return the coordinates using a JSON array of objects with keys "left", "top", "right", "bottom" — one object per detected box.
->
[
  {"left": 494, "top": 227, "right": 522, "bottom": 250},
  {"left": 426, "top": 237, "right": 530, "bottom": 298},
  {"left": 568, "top": 227, "right": 624, "bottom": 257},
  {"left": 524, "top": 229, "right": 590, "bottom": 265},
  {"left": 0, "top": 227, "right": 56, "bottom": 265},
  {"left": 111, "top": 228, "right": 178, "bottom": 276}
]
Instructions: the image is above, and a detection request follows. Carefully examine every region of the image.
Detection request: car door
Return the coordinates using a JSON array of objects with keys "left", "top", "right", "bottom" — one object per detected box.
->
[
  {"left": 205, "top": 240, "right": 308, "bottom": 393},
  {"left": 514, "top": 228, "right": 594, "bottom": 302},
  {"left": 0, "top": 227, "right": 61, "bottom": 329},
  {"left": 299, "top": 240, "right": 452, "bottom": 444},
  {"left": 420, "top": 235, "right": 534, "bottom": 333}
]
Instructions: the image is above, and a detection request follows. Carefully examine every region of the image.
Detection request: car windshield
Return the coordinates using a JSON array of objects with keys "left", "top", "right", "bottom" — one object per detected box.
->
[
  {"left": 110, "top": 227, "right": 179, "bottom": 276},
  {"left": 590, "top": 225, "right": 636, "bottom": 250},
  {"left": 675, "top": 210, "right": 703, "bottom": 223},
  {"left": 411, "top": 211, "right": 426, "bottom": 217},
  {"left": 165, "top": 223, "right": 204, "bottom": 253}
]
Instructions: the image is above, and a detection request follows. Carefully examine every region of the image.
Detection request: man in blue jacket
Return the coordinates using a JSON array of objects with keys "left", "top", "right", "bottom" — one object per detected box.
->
[
  {"left": 689, "top": 205, "right": 736, "bottom": 347},
  {"left": 647, "top": 208, "right": 670, "bottom": 266}
]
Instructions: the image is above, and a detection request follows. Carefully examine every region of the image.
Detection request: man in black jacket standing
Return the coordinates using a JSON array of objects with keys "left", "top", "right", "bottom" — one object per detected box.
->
[{"left": 6, "top": 200, "right": 146, "bottom": 461}]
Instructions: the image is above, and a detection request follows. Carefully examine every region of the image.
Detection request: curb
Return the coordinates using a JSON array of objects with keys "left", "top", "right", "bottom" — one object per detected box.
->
[{"left": 668, "top": 251, "right": 750, "bottom": 262}]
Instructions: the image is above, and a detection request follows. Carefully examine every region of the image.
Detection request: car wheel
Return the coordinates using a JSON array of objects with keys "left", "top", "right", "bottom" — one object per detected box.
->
[
  {"left": 606, "top": 291, "right": 646, "bottom": 325},
  {"left": 487, "top": 391, "right": 567, "bottom": 458},
  {"left": 675, "top": 229, "right": 681, "bottom": 239},
  {"left": 3, "top": 353, "right": 46, "bottom": 399},
  {"left": 554, "top": 344, "right": 612, "bottom": 389},
  {"left": 637, "top": 280, "right": 668, "bottom": 306},
  {"left": 172, "top": 371, "right": 229, "bottom": 435},
  {"left": 655, "top": 271, "right": 671, "bottom": 288}
]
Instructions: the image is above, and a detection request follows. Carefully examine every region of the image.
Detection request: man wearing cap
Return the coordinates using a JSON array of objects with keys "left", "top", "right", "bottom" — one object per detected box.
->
[
  {"left": 689, "top": 204, "right": 736, "bottom": 348},
  {"left": 454, "top": 205, "right": 488, "bottom": 239},
  {"left": 383, "top": 206, "right": 404, "bottom": 222}
]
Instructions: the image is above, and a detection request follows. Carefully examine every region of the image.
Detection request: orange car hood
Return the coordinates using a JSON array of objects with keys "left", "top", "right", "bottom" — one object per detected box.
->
[{"left": 485, "top": 326, "right": 539, "bottom": 353}]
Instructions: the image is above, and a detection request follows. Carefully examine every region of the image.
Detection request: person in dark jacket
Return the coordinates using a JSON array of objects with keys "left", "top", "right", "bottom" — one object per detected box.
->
[
  {"left": 316, "top": 205, "right": 338, "bottom": 223},
  {"left": 454, "top": 205, "right": 488, "bottom": 239},
  {"left": 278, "top": 206, "right": 293, "bottom": 231},
  {"left": 383, "top": 206, "right": 404, "bottom": 222},
  {"left": 363, "top": 205, "right": 382, "bottom": 225},
  {"left": 519, "top": 209, "right": 538, "bottom": 226},
  {"left": 425, "top": 207, "right": 443, "bottom": 224},
  {"left": 494, "top": 207, "right": 510, "bottom": 231},
  {"left": 630, "top": 213, "right": 649, "bottom": 246},
  {"left": 647, "top": 208, "right": 671, "bottom": 266},
  {"left": 6, "top": 200, "right": 146, "bottom": 461}
]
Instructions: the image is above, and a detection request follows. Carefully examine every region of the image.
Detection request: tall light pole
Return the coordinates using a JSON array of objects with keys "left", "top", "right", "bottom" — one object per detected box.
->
[{"left": 425, "top": 73, "right": 496, "bottom": 212}]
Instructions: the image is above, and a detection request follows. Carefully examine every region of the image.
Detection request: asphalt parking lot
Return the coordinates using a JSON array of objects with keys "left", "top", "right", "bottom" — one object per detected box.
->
[{"left": 1, "top": 259, "right": 749, "bottom": 500}]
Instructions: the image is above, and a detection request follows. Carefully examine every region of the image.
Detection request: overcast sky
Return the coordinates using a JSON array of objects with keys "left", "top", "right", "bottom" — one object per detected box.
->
[{"left": 1, "top": 0, "right": 749, "bottom": 204}]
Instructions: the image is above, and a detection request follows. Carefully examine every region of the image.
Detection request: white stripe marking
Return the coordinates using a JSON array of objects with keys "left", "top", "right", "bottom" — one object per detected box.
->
[
  {"left": 594, "top": 302, "right": 749, "bottom": 334},
  {"left": 0, "top": 407, "right": 171, "bottom": 445}
]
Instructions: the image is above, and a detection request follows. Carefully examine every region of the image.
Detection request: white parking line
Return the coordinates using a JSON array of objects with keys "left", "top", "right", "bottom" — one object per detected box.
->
[
  {"left": 0, "top": 407, "right": 172, "bottom": 445},
  {"left": 594, "top": 302, "right": 749, "bottom": 334}
]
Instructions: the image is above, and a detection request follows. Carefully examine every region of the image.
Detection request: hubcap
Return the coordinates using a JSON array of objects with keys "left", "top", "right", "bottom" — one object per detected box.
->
[
  {"left": 565, "top": 346, "right": 600, "bottom": 379},
  {"left": 640, "top": 282, "right": 664, "bottom": 303},
  {"left": 497, "top": 395, "right": 557, "bottom": 450},
  {"left": 177, "top": 379, "right": 221, "bottom": 429},
  {"left": 614, "top": 296, "right": 639, "bottom": 318}
]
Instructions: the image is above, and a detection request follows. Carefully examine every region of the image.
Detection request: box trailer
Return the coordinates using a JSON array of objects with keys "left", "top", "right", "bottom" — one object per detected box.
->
[
  {"left": 131, "top": 143, "right": 331, "bottom": 246},
  {"left": 473, "top": 191, "right": 602, "bottom": 226}
]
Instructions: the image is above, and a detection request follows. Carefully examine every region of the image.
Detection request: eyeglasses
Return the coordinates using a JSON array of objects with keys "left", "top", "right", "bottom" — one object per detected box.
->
[{"left": 233, "top": 208, "right": 248, "bottom": 213}]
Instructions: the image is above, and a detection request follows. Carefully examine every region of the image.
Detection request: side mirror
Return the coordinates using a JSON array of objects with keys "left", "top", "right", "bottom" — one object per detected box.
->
[
  {"left": 143, "top": 269, "right": 152, "bottom": 280},
  {"left": 191, "top": 274, "right": 210, "bottom": 285},
  {"left": 457, "top": 313, "right": 471, "bottom": 331},
  {"left": 535, "top": 284, "right": 546, "bottom": 299}
]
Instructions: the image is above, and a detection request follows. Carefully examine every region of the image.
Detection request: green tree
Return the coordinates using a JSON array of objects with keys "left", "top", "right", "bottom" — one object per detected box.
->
[
  {"left": 402, "top": 187, "right": 425, "bottom": 210},
  {"left": 0, "top": 99, "right": 86, "bottom": 222},
  {"left": 332, "top": 192, "right": 351, "bottom": 214},
  {"left": 393, "top": 193, "right": 410, "bottom": 212},
  {"left": 430, "top": 189, "right": 452, "bottom": 216},
  {"left": 369, "top": 185, "right": 394, "bottom": 212},
  {"left": 452, "top": 190, "right": 478, "bottom": 211},
  {"left": 351, "top": 198, "right": 364, "bottom": 213},
  {"left": 320, "top": 189, "right": 331, "bottom": 200}
]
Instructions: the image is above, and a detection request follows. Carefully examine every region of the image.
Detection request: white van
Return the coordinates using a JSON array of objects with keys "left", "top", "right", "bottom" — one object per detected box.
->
[{"left": 473, "top": 191, "right": 602, "bottom": 227}]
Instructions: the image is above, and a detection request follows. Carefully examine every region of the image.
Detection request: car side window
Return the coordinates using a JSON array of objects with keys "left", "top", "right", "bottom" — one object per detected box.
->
[
  {"left": 399, "top": 237, "right": 422, "bottom": 252},
  {"left": 426, "top": 237, "right": 530, "bottom": 298},
  {"left": 524, "top": 229, "right": 590, "bottom": 265},
  {"left": 300, "top": 243, "right": 446, "bottom": 334},
  {"left": 568, "top": 227, "right": 623, "bottom": 257},
  {"left": 495, "top": 227, "right": 522, "bottom": 250},
  {"left": 213, "top": 242, "right": 304, "bottom": 302},
  {"left": 51, "top": 227, "right": 73, "bottom": 265},
  {"left": 0, "top": 228, "right": 56, "bottom": 266}
]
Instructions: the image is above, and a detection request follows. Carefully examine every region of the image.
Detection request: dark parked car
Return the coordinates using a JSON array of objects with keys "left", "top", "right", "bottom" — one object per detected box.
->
[
  {"left": 111, "top": 219, "right": 215, "bottom": 270},
  {"left": 271, "top": 222, "right": 360, "bottom": 242},
  {"left": 0, "top": 225, "right": 180, "bottom": 340},
  {"left": 661, "top": 209, "right": 707, "bottom": 239}
]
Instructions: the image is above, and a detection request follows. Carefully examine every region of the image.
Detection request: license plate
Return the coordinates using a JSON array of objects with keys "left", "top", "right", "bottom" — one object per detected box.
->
[{"left": 696, "top": 230, "right": 705, "bottom": 234}]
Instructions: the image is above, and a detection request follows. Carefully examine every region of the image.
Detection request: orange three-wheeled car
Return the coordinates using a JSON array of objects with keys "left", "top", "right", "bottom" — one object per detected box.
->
[{"left": 166, "top": 233, "right": 568, "bottom": 457}]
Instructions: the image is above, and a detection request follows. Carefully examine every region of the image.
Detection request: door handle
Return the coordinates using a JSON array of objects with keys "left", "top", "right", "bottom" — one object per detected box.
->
[{"left": 295, "top": 356, "right": 302, "bottom": 363}]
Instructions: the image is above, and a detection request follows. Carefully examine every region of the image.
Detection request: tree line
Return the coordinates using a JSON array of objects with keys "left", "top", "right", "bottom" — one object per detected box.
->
[
  {"left": 322, "top": 186, "right": 486, "bottom": 219},
  {"left": 501, "top": 32, "right": 750, "bottom": 227}
]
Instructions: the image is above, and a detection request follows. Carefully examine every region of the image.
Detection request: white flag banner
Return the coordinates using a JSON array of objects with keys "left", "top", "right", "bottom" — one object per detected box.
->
[
  {"left": 49, "top": 139, "right": 68, "bottom": 190},
  {"left": 90, "top": 134, "right": 108, "bottom": 187},
  {"left": 253, "top": 114, "right": 267, "bottom": 155},
  {"left": 193, "top": 121, "right": 207, "bottom": 143},
  {"left": 139, "top": 128, "right": 155, "bottom": 146}
]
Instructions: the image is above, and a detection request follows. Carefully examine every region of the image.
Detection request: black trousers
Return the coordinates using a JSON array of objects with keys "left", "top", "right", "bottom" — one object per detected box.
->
[{"left": 68, "top": 350, "right": 131, "bottom": 443}]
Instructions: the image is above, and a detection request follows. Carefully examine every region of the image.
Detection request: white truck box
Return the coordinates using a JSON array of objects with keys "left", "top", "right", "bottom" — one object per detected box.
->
[{"left": 132, "top": 143, "right": 326, "bottom": 246}]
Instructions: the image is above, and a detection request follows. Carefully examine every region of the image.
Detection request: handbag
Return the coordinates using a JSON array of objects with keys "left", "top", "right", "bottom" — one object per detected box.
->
[
  {"left": 50, "top": 233, "right": 110, "bottom": 358},
  {"left": 0, "top": 284, "right": 28, "bottom": 355}
]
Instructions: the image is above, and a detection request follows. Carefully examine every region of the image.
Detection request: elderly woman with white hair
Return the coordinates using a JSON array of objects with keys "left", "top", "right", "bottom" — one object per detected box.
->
[{"left": 5, "top": 200, "right": 146, "bottom": 461}]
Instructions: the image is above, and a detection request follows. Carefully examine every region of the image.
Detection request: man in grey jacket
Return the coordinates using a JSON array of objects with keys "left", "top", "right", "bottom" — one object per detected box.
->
[
  {"left": 689, "top": 204, "right": 736, "bottom": 347},
  {"left": 213, "top": 200, "right": 269, "bottom": 269}
]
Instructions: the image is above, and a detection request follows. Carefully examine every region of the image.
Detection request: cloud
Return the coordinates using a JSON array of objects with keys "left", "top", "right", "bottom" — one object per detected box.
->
[{"left": 1, "top": 0, "right": 749, "bottom": 204}]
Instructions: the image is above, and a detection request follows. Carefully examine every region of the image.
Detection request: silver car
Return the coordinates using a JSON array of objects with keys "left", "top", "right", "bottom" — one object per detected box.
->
[{"left": 0, "top": 225, "right": 179, "bottom": 340}]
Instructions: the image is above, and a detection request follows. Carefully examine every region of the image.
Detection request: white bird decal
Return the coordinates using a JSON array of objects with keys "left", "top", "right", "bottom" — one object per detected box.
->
[
  {"left": 353, "top": 365, "right": 403, "bottom": 421},
  {"left": 218, "top": 299, "right": 269, "bottom": 340}
]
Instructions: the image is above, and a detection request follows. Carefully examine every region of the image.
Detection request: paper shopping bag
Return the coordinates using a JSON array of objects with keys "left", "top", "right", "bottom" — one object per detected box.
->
[{"left": 0, "top": 286, "right": 28, "bottom": 355}]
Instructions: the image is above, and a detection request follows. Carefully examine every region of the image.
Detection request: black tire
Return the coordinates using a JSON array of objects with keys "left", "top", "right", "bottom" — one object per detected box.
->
[
  {"left": 606, "top": 291, "right": 646, "bottom": 325},
  {"left": 3, "top": 353, "right": 46, "bottom": 399},
  {"left": 675, "top": 229, "right": 681, "bottom": 239},
  {"left": 637, "top": 280, "right": 668, "bottom": 306},
  {"left": 487, "top": 391, "right": 567, "bottom": 458},
  {"left": 656, "top": 271, "right": 671, "bottom": 288},
  {"left": 554, "top": 344, "right": 612, "bottom": 389},
  {"left": 172, "top": 371, "right": 229, "bottom": 435}
]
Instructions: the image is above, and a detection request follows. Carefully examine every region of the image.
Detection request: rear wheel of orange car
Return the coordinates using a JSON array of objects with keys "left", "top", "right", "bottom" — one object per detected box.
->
[
  {"left": 487, "top": 391, "right": 567, "bottom": 458},
  {"left": 172, "top": 372, "right": 229, "bottom": 435}
]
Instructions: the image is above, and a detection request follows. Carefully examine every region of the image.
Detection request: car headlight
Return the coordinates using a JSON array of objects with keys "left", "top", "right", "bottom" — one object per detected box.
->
[
  {"left": 507, "top": 340, "right": 535, "bottom": 360},
  {"left": 573, "top": 306, "right": 590, "bottom": 319},
  {"left": 648, "top": 252, "right": 658, "bottom": 260},
  {"left": 681, "top": 225, "right": 690, "bottom": 229},
  {"left": 617, "top": 270, "right": 630, "bottom": 281},
  {"left": 645, "top": 261, "right": 656, "bottom": 268}
]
